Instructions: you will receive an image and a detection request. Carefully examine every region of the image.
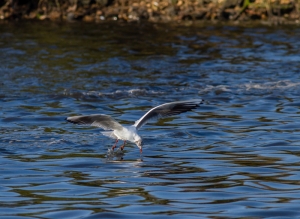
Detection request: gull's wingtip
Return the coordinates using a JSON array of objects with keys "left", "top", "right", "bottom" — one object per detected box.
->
[
  {"left": 65, "top": 116, "right": 77, "bottom": 124},
  {"left": 186, "top": 99, "right": 204, "bottom": 108},
  {"left": 188, "top": 98, "right": 204, "bottom": 102},
  {"left": 187, "top": 99, "right": 204, "bottom": 105}
]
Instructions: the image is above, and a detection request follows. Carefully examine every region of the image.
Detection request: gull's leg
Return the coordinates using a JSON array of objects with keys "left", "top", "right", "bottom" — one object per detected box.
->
[
  {"left": 111, "top": 139, "right": 118, "bottom": 150},
  {"left": 120, "top": 141, "right": 126, "bottom": 150}
]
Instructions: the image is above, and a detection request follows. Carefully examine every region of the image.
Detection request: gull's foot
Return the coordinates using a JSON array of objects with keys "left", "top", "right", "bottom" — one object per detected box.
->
[{"left": 120, "top": 141, "right": 126, "bottom": 151}]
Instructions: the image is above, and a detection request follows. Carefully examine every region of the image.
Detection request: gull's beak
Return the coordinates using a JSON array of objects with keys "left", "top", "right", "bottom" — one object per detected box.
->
[{"left": 135, "top": 140, "right": 142, "bottom": 153}]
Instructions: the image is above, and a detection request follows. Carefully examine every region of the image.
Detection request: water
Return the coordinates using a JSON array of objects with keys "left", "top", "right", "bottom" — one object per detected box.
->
[{"left": 1, "top": 21, "right": 300, "bottom": 218}]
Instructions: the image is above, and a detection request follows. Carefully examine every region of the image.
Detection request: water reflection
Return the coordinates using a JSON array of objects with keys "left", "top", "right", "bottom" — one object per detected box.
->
[{"left": 1, "top": 22, "right": 300, "bottom": 218}]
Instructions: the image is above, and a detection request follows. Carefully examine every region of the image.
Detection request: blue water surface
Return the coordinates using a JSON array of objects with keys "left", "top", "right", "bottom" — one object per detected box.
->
[{"left": 1, "top": 22, "right": 300, "bottom": 218}]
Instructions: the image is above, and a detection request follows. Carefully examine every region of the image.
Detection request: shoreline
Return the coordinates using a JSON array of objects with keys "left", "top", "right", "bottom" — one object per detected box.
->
[{"left": 0, "top": 0, "right": 299, "bottom": 24}]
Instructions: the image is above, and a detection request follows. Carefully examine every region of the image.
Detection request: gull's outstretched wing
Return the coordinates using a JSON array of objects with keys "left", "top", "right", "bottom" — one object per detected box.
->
[
  {"left": 66, "top": 114, "right": 123, "bottom": 131},
  {"left": 133, "top": 99, "right": 203, "bottom": 130}
]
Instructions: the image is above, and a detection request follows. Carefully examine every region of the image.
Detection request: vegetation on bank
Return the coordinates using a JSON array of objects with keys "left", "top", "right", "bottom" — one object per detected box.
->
[{"left": 0, "top": 0, "right": 299, "bottom": 23}]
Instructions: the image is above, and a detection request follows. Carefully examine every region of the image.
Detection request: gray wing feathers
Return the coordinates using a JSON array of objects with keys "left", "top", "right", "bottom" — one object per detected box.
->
[
  {"left": 66, "top": 114, "right": 123, "bottom": 131},
  {"left": 101, "top": 131, "right": 118, "bottom": 139},
  {"left": 134, "top": 99, "right": 203, "bottom": 130}
]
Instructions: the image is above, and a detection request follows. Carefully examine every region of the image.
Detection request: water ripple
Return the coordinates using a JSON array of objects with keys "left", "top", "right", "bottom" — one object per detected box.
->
[{"left": 0, "top": 22, "right": 300, "bottom": 218}]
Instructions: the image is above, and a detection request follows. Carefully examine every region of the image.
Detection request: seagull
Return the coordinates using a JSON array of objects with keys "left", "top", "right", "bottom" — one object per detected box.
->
[{"left": 66, "top": 99, "right": 203, "bottom": 153}]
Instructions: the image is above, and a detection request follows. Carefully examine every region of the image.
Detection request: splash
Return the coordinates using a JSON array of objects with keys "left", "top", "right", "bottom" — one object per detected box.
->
[{"left": 106, "top": 148, "right": 125, "bottom": 161}]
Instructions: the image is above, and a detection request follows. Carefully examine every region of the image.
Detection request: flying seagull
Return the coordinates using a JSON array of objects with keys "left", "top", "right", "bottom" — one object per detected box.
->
[{"left": 66, "top": 99, "right": 203, "bottom": 153}]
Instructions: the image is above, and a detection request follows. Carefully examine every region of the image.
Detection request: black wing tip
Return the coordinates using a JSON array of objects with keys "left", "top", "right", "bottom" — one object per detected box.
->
[
  {"left": 193, "top": 99, "right": 204, "bottom": 107},
  {"left": 196, "top": 99, "right": 204, "bottom": 105},
  {"left": 184, "top": 99, "right": 204, "bottom": 105},
  {"left": 184, "top": 99, "right": 204, "bottom": 107},
  {"left": 198, "top": 100, "right": 204, "bottom": 106},
  {"left": 162, "top": 100, "right": 203, "bottom": 117}
]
